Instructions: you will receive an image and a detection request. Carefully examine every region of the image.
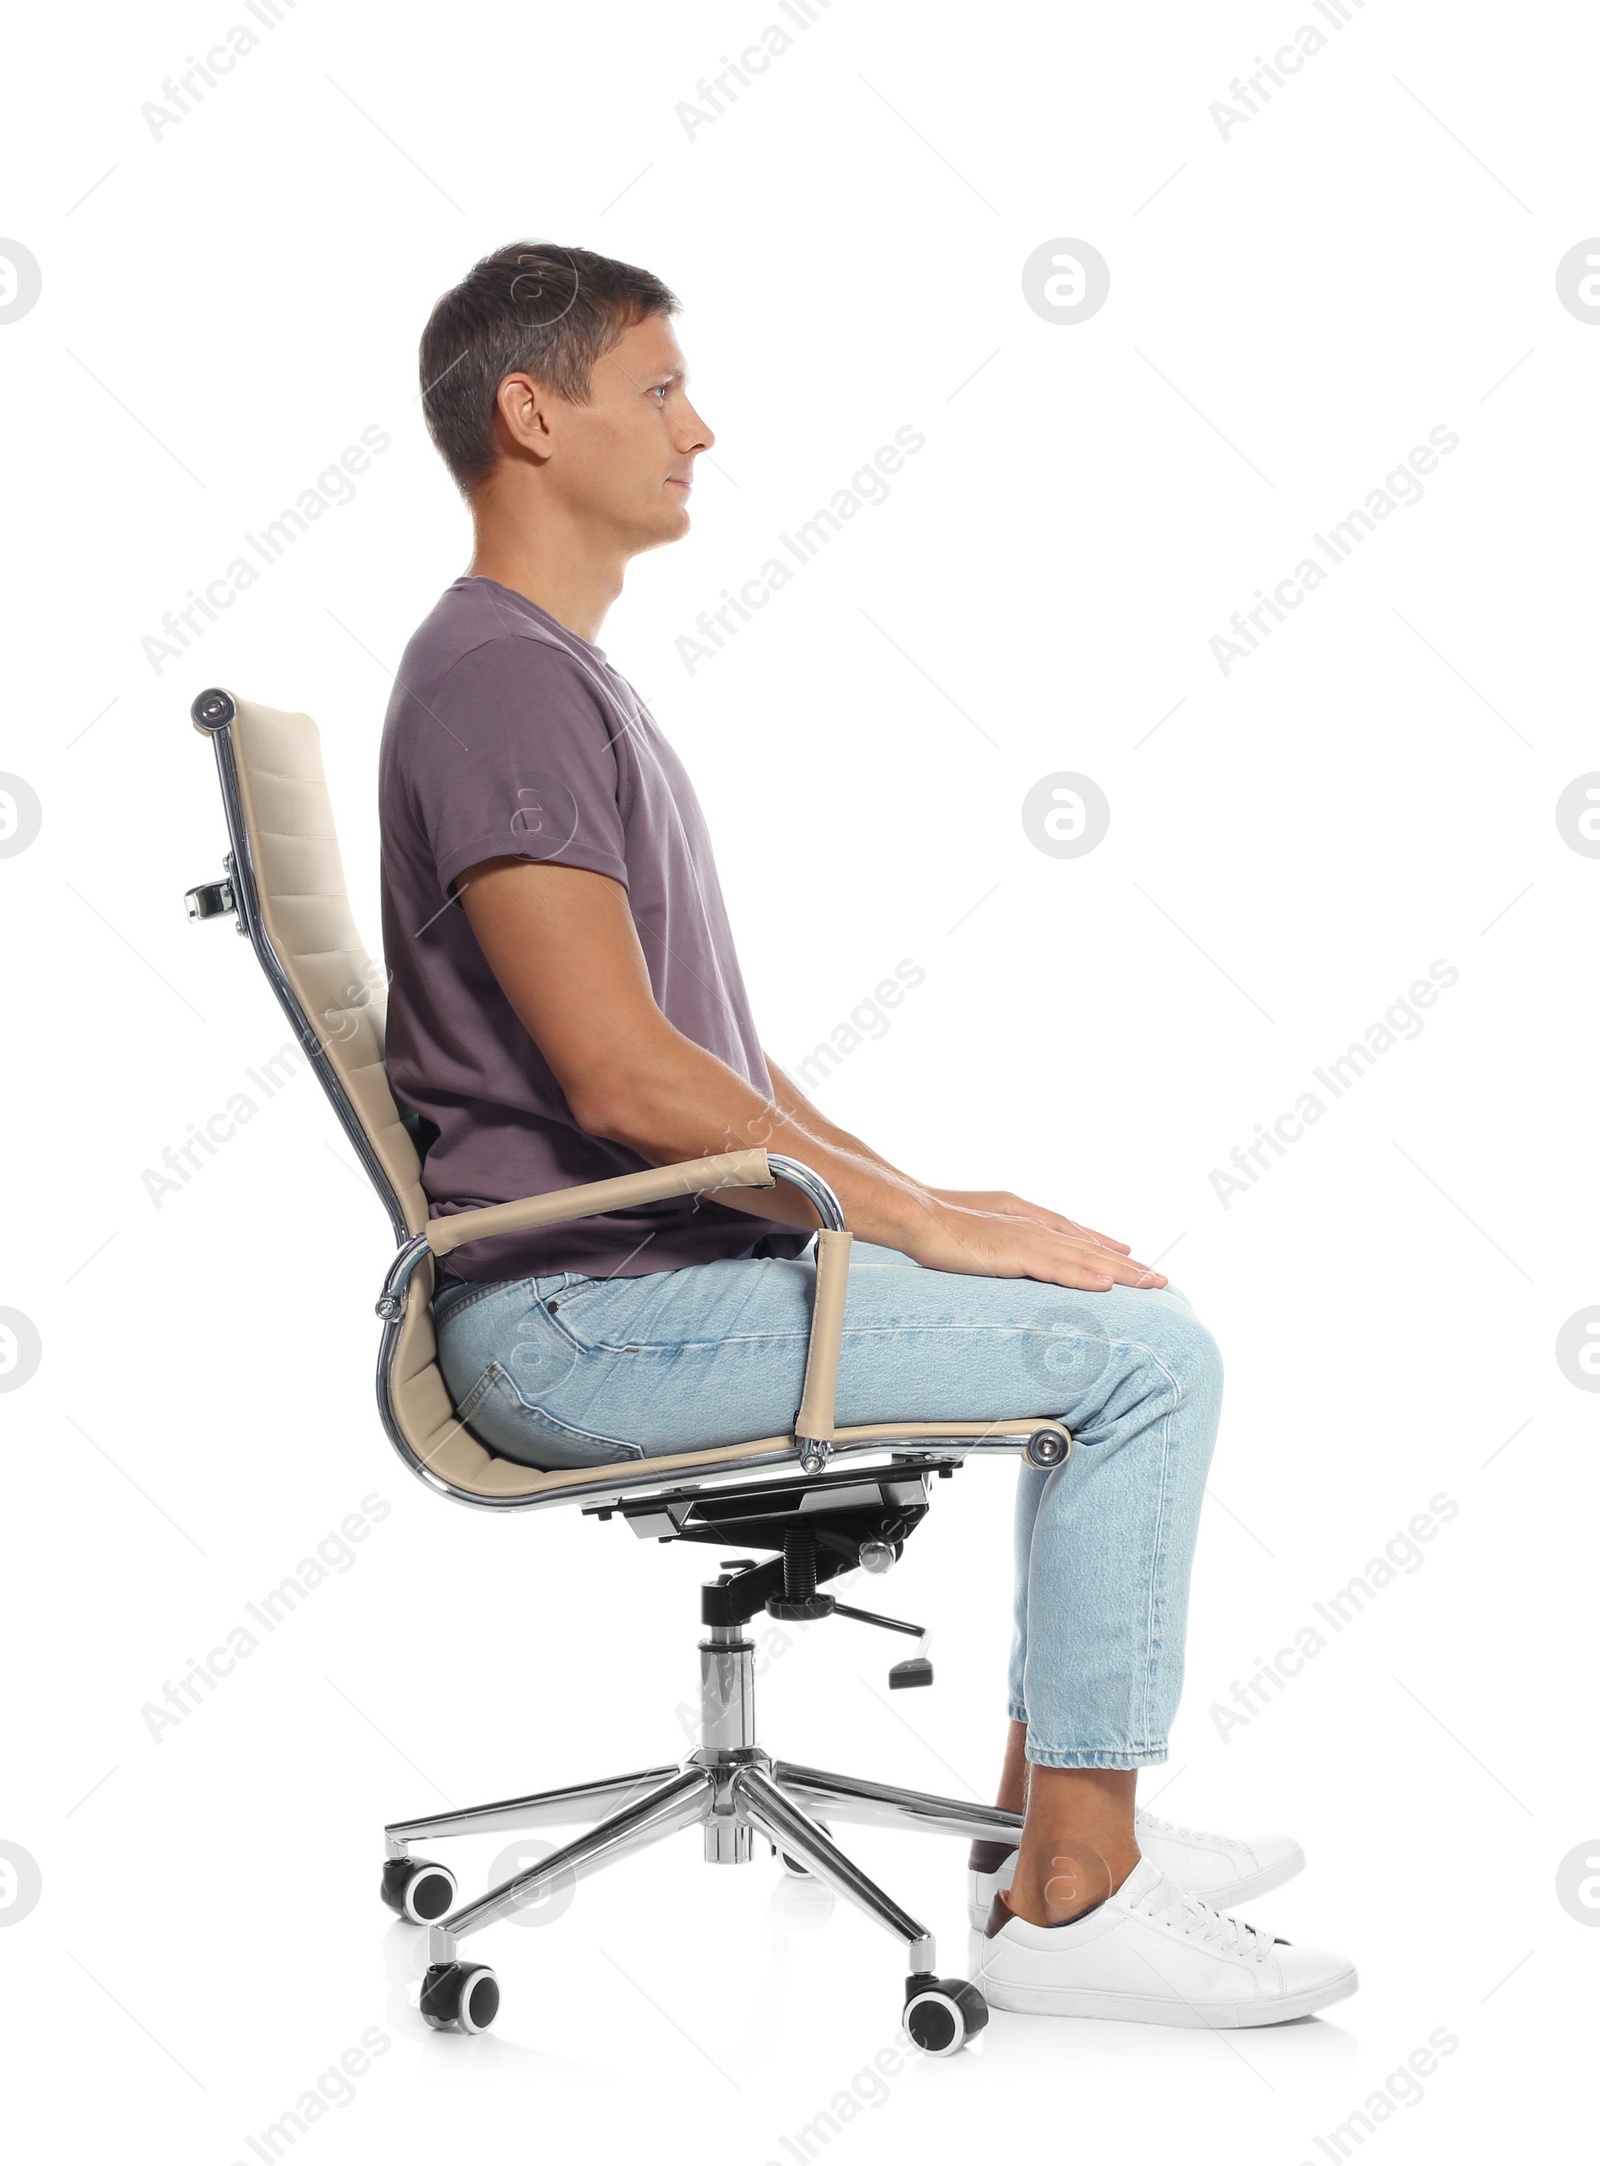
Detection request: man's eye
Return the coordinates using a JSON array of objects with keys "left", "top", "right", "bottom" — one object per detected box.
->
[{"left": 652, "top": 383, "right": 671, "bottom": 401}]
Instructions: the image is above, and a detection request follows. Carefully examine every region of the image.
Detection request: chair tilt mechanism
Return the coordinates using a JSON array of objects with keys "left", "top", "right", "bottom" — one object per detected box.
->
[{"left": 184, "top": 684, "right": 1072, "bottom": 2057}]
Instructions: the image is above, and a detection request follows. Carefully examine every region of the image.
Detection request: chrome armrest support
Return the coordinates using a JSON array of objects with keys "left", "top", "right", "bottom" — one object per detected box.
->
[{"left": 762, "top": 1153, "right": 845, "bottom": 1234}]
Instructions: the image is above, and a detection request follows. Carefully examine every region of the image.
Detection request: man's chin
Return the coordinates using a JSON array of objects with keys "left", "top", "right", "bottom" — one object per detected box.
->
[{"left": 633, "top": 504, "right": 692, "bottom": 552}]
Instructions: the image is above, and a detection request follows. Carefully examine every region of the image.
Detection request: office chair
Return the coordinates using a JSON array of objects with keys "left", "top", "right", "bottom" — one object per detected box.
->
[{"left": 183, "top": 686, "right": 1072, "bottom": 2056}]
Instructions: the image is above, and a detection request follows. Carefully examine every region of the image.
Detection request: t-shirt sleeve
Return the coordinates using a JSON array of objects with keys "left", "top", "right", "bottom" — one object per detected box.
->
[{"left": 410, "top": 634, "right": 630, "bottom": 902}]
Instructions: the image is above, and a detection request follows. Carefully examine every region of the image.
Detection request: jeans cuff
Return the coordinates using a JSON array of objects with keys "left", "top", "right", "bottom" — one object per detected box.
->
[{"left": 1023, "top": 1746, "right": 1168, "bottom": 1770}]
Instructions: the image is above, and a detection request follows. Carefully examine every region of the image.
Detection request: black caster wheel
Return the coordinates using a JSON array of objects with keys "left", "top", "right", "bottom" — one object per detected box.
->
[
  {"left": 903, "top": 1975, "right": 989, "bottom": 2056},
  {"left": 773, "top": 1822, "right": 830, "bottom": 1876},
  {"left": 420, "top": 1961, "right": 500, "bottom": 2034},
  {"left": 381, "top": 1856, "right": 458, "bottom": 1924}
]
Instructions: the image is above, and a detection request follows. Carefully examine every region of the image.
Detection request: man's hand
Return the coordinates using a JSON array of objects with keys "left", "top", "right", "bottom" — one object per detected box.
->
[
  {"left": 925, "top": 1188, "right": 1134, "bottom": 1257},
  {"left": 766, "top": 1070, "right": 1151, "bottom": 1282},
  {"left": 899, "top": 1193, "right": 1168, "bottom": 1293}
]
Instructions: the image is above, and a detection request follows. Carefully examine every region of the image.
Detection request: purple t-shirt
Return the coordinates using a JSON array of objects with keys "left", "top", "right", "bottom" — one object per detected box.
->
[{"left": 378, "top": 575, "right": 806, "bottom": 1283}]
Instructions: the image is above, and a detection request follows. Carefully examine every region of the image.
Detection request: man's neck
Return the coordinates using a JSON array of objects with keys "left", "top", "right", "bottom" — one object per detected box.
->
[{"left": 467, "top": 488, "right": 625, "bottom": 646}]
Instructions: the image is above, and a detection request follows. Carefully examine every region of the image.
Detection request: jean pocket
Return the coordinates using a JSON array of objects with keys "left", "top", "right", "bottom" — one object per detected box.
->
[{"left": 455, "top": 1361, "right": 646, "bottom": 1471}]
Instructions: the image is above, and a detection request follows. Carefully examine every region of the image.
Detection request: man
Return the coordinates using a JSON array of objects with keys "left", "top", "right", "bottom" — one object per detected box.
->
[{"left": 377, "top": 240, "right": 1356, "bottom": 2026}]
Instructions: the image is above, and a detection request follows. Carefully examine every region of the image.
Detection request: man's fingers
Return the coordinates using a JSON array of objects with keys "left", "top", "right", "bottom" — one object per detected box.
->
[
  {"left": 1054, "top": 1244, "right": 1167, "bottom": 1290},
  {"left": 1024, "top": 1208, "right": 1133, "bottom": 1253},
  {"left": 1049, "top": 1216, "right": 1137, "bottom": 1257},
  {"left": 1053, "top": 1267, "right": 1167, "bottom": 1291},
  {"left": 1077, "top": 1223, "right": 1133, "bottom": 1254},
  {"left": 1039, "top": 1209, "right": 1134, "bottom": 1255}
]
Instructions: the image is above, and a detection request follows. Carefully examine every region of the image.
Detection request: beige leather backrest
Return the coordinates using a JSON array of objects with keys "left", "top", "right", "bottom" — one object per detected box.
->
[{"left": 227, "top": 695, "right": 428, "bottom": 1236}]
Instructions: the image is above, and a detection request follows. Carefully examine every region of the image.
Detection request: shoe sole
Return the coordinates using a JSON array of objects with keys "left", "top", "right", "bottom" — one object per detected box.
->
[
  {"left": 977, "top": 1963, "right": 1358, "bottom": 2028},
  {"left": 965, "top": 1841, "right": 1307, "bottom": 1934}
]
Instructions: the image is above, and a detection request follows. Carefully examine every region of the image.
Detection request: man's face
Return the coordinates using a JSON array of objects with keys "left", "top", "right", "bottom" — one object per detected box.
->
[{"left": 536, "top": 312, "right": 713, "bottom": 554}]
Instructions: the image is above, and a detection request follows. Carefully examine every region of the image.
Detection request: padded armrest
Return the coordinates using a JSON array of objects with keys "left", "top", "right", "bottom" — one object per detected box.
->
[
  {"left": 416, "top": 1145, "right": 855, "bottom": 1453},
  {"left": 425, "top": 1147, "right": 776, "bottom": 1259}
]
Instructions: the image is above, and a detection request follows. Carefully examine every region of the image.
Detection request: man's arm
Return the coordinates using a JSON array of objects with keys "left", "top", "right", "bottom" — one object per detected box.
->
[{"left": 457, "top": 856, "right": 1165, "bottom": 1291}]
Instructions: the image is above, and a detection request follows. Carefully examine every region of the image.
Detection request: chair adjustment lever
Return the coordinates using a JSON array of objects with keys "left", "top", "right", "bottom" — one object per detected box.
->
[
  {"left": 830, "top": 1601, "right": 923, "bottom": 1641},
  {"left": 830, "top": 1601, "right": 934, "bottom": 1690}
]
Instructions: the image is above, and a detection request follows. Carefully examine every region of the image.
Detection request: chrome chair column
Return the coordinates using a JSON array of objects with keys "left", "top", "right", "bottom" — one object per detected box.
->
[{"left": 697, "top": 1620, "right": 759, "bottom": 1862}]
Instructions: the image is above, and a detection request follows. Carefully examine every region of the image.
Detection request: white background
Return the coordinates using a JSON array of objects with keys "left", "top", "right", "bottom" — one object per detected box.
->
[{"left": 1, "top": 1, "right": 1594, "bottom": 2158}]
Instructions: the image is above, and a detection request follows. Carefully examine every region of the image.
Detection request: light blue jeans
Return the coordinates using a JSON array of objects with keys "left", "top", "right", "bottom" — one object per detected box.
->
[{"left": 432, "top": 1238, "right": 1223, "bottom": 1768}]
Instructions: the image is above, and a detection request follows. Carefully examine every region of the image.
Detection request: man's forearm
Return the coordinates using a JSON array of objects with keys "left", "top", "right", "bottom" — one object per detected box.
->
[{"left": 579, "top": 1023, "right": 936, "bottom": 1249}]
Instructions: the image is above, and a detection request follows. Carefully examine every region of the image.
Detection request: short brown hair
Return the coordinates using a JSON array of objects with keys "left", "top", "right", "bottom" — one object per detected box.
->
[{"left": 418, "top": 240, "right": 680, "bottom": 494}]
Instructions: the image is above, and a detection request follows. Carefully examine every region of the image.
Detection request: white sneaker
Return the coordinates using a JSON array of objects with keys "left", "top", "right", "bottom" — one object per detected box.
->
[
  {"left": 966, "top": 1808, "right": 1303, "bottom": 1932},
  {"left": 977, "top": 1857, "right": 1357, "bottom": 2027}
]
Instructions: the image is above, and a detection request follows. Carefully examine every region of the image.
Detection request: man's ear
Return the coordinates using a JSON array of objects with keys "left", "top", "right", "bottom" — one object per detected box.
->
[{"left": 493, "top": 371, "right": 554, "bottom": 463}]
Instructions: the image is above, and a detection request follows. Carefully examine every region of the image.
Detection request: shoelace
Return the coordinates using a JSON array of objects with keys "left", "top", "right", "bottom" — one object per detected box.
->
[
  {"left": 1136, "top": 1809, "right": 1214, "bottom": 1846},
  {"left": 1134, "top": 1875, "right": 1274, "bottom": 1961}
]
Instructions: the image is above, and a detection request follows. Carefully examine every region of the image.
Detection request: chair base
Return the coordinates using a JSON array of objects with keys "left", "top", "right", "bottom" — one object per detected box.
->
[{"left": 382, "top": 1610, "right": 1024, "bottom": 2053}]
